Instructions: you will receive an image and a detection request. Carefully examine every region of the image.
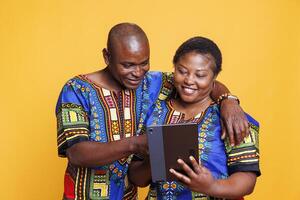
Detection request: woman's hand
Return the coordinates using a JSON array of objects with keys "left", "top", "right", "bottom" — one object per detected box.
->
[
  {"left": 170, "top": 156, "right": 257, "bottom": 199},
  {"left": 169, "top": 156, "right": 217, "bottom": 195}
]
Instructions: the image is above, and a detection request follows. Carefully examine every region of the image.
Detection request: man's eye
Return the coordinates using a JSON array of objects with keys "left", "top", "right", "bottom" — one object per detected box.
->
[
  {"left": 122, "top": 64, "right": 132, "bottom": 68},
  {"left": 141, "top": 62, "right": 149, "bottom": 66}
]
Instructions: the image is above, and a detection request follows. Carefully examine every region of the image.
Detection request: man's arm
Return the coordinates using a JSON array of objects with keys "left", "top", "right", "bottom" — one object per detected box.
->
[
  {"left": 66, "top": 134, "right": 148, "bottom": 167},
  {"left": 211, "top": 80, "right": 249, "bottom": 145},
  {"left": 56, "top": 79, "right": 149, "bottom": 167}
]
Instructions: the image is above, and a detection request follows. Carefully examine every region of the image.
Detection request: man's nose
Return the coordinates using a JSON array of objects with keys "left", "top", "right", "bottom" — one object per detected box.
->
[{"left": 132, "top": 65, "right": 144, "bottom": 77}]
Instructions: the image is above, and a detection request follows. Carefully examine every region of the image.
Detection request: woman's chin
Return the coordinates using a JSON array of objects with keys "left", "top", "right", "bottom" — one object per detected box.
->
[{"left": 179, "top": 96, "right": 197, "bottom": 104}]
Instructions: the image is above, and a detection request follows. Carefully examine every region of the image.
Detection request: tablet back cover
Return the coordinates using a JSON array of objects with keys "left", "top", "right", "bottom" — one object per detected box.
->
[{"left": 147, "top": 123, "right": 198, "bottom": 182}]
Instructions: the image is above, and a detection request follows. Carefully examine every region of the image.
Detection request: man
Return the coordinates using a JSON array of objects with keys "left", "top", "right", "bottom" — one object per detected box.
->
[{"left": 56, "top": 23, "right": 248, "bottom": 200}]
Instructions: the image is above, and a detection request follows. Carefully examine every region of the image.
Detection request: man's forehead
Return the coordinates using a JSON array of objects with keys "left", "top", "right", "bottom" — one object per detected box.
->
[
  {"left": 126, "top": 37, "right": 144, "bottom": 53},
  {"left": 113, "top": 36, "right": 148, "bottom": 52},
  {"left": 109, "top": 39, "right": 149, "bottom": 62}
]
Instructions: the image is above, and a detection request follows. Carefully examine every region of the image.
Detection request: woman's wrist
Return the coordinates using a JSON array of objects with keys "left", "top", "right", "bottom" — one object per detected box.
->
[
  {"left": 205, "top": 179, "right": 243, "bottom": 199},
  {"left": 205, "top": 179, "right": 221, "bottom": 197}
]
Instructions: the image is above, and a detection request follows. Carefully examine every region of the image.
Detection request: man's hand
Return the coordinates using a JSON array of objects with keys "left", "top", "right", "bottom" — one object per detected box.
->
[
  {"left": 128, "top": 153, "right": 151, "bottom": 187},
  {"left": 211, "top": 81, "right": 249, "bottom": 145},
  {"left": 130, "top": 134, "right": 149, "bottom": 155},
  {"left": 220, "top": 99, "right": 249, "bottom": 146}
]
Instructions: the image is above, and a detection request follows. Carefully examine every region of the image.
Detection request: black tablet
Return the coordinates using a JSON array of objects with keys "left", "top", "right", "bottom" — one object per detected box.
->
[{"left": 147, "top": 123, "right": 199, "bottom": 182}]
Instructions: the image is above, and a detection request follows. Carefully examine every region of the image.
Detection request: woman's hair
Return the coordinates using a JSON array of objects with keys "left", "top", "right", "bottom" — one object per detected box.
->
[{"left": 173, "top": 36, "right": 222, "bottom": 75}]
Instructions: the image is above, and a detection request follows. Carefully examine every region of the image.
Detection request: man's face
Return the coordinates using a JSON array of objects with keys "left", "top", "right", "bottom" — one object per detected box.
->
[{"left": 106, "top": 38, "right": 150, "bottom": 90}]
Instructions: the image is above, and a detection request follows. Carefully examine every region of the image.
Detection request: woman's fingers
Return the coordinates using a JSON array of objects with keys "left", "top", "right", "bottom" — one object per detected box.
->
[
  {"left": 169, "top": 168, "right": 191, "bottom": 184},
  {"left": 189, "top": 156, "right": 202, "bottom": 174},
  {"left": 177, "top": 158, "right": 197, "bottom": 178},
  {"left": 199, "top": 165, "right": 209, "bottom": 174}
]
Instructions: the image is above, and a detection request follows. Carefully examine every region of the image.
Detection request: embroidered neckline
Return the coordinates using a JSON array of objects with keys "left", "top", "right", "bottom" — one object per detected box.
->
[
  {"left": 76, "top": 74, "right": 136, "bottom": 149},
  {"left": 78, "top": 74, "right": 131, "bottom": 95},
  {"left": 166, "top": 99, "right": 216, "bottom": 124}
]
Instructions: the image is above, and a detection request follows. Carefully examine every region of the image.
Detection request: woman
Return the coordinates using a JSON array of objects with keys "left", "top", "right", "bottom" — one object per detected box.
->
[{"left": 129, "top": 36, "right": 260, "bottom": 199}]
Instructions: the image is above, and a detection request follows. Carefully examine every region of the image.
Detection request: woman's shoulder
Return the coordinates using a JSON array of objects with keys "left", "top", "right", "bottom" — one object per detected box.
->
[
  {"left": 210, "top": 103, "right": 259, "bottom": 128},
  {"left": 245, "top": 113, "right": 259, "bottom": 127}
]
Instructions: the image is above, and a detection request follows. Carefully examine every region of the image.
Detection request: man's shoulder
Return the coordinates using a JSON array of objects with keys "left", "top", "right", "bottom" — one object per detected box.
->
[
  {"left": 143, "top": 71, "right": 173, "bottom": 87},
  {"left": 62, "top": 74, "right": 95, "bottom": 91},
  {"left": 144, "top": 71, "right": 163, "bottom": 79},
  {"left": 145, "top": 71, "right": 173, "bottom": 78}
]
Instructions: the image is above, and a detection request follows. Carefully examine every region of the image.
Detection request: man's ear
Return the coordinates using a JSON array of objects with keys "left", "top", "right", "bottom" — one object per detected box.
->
[{"left": 102, "top": 48, "right": 110, "bottom": 66}]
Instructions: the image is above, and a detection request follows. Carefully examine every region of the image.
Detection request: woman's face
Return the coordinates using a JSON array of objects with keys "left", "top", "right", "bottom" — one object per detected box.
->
[{"left": 174, "top": 51, "right": 216, "bottom": 104}]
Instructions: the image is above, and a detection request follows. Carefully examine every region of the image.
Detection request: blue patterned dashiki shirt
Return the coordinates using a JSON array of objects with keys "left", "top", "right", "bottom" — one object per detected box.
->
[
  {"left": 56, "top": 71, "right": 173, "bottom": 200},
  {"left": 145, "top": 100, "right": 260, "bottom": 200}
]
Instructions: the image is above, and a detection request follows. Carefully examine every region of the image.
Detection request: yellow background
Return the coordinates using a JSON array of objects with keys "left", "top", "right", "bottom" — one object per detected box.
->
[{"left": 1, "top": 0, "right": 299, "bottom": 199}]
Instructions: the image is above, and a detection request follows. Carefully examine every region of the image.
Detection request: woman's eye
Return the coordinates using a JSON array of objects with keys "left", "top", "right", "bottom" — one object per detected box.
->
[
  {"left": 178, "top": 69, "right": 187, "bottom": 74},
  {"left": 196, "top": 74, "right": 206, "bottom": 78}
]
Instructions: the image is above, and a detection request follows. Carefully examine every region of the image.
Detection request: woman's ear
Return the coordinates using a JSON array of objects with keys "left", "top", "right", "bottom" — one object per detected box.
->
[
  {"left": 213, "top": 74, "right": 218, "bottom": 80},
  {"left": 212, "top": 78, "right": 218, "bottom": 90},
  {"left": 102, "top": 48, "right": 110, "bottom": 66},
  {"left": 212, "top": 68, "right": 218, "bottom": 80}
]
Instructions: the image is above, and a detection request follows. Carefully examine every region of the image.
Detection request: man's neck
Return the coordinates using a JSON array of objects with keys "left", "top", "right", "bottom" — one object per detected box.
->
[{"left": 85, "top": 67, "right": 123, "bottom": 92}]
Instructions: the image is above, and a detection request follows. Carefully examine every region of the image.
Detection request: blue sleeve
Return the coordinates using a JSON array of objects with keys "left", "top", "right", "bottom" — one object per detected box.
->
[
  {"left": 146, "top": 71, "right": 174, "bottom": 101},
  {"left": 56, "top": 78, "right": 90, "bottom": 157},
  {"left": 137, "top": 72, "right": 174, "bottom": 134}
]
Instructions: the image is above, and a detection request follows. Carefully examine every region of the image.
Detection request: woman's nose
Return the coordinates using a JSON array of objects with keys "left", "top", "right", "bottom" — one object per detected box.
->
[{"left": 184, "top": 75, "right": 194, "bottom": 85}]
